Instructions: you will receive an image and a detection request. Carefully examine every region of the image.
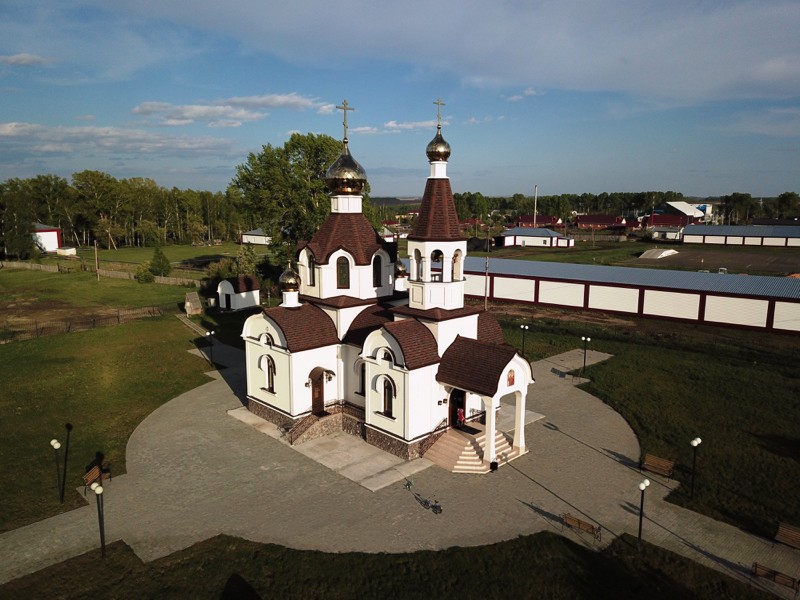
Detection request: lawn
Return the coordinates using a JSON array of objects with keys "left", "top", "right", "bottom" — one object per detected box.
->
[
  {"left": 0, "top": 268, "right": 192, "bottom": 313},
  {"left": 0, "top": 317, "right": 212, "bottom": 532},
  {"left": 0, "top": 533, "right": 774, "bottom": 599},
  {"left": 500, "top": 313, "right": 800, "bottom": 538}
]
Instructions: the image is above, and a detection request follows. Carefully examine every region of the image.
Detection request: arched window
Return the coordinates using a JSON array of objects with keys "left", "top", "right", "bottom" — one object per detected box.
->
[
  {"left": 337, "top": 256, "right": 350, "bottom": 289},
  {"left": 431, "top": 250, "right": 443, "bottom": 282},
  {"left": 259, "top": 355, "right": 276, "bottom": 393},
  {"left": 373, "top": 255, "right": 382, "bottom": 288},
  {"left": 453, "top": 249, "right": 464, "bottom": 281},
  {"left": 358, "top": 362, "right": 366, "bottom": 395},
  {"left": 378, "top": 348, "right": 395, "bottom": 364},
  {"left": 383, "top": 377, "right": 395, "bottom": 417},
  {"left": 260, "top": 333, "right": 274, "bottom": 347},
  {"left": 308, "top": 254, "right": 316, "bottom": 287},
  {"left": 413, "top": 249, "right": 422, "bottom": 281}
]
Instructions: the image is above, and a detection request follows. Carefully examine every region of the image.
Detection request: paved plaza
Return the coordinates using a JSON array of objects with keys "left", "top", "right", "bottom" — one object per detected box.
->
[{"left": 0, "top": 343, "right": 797, "bottom": 597}]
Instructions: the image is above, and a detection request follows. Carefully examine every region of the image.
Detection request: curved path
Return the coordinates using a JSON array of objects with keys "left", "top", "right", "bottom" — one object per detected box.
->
[{"left": 0, "top": 345, "right": 797, "bottom": 597}]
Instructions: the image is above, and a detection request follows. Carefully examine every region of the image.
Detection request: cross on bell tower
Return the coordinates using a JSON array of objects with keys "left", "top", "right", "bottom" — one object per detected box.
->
[
  {"left": 434, "top": 97, "right": 445, "bottom": 128},
  {"left": 336, "top": 99, "right": 354, "bottom": 141}
]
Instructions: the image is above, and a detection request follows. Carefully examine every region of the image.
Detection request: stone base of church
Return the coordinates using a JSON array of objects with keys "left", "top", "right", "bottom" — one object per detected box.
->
[
  {"left": 247, "top": 397, "right": 295, "bottom": 430},
  {"left": 365, "top": 426, "right": 422, "bottom": 461}
]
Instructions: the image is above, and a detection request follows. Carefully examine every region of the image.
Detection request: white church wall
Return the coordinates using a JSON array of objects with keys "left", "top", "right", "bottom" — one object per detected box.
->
[
  {"left": 407, "top": 365, "right": 444, "bottom": 440},
  {"left": 422, "top": 314, "right": 479, "bottom": 356},
  {"left": 342, "top": 344, "right": 367, "bottom": 408},
  {"left": 290, "top": 345, "right": 339, "bottom": 415},
  {"left": 249, "top": 347, "right": 292, "bottom": 415},
  {"left": 364, "top": 360, "right": 408, "bottom": 440}
]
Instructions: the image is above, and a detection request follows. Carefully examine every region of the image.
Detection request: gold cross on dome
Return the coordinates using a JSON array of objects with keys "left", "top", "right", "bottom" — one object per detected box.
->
[
  {"left": 434, "top": 97, "right": 446, "bottom": 126},
  {"left": 336, "top": 99, "right": 354, "bottom": 139}
]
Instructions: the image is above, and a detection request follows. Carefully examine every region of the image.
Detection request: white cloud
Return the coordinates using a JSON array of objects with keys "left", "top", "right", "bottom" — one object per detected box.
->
[
  {"left": 722, "top": 107, "right": 800, "bottom": 137},
  {"left": 75, "top": 0, "right": 800, "bottom": 102},
  {"left": 132, "top": 101, "right": 265, "bottom": 127},
  {"left": 0, "top": 53, "right": 47, "bottom": 66},
  {"left": 225, "top": 93, "right": 319, "bottom": 110},
  {"left": 384, "top": 119, "right": 440, "bottom": 131},
  {"left": 507, "top": 95, "right": 523, "bottom": 102},
  {"left": 0, "top": 121, "right": 234, "bottom": 157},
  {"left": 73, "top": 115, "right": 96, "bottom": 122}
]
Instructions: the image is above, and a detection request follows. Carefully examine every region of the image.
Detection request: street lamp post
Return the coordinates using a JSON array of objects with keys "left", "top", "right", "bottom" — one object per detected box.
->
[
  {"left": 50, "top": 439, "right": 62, "bottom": 500},
  {"left": 91, "top": 482, "right": 106, "bottom": 558},
  {"left": 581, "top": 336, "right": 591, "bottom": 372},
  {"left": 637, "top": 478, "right": 650, "bottom": 551},
  {"left": 205, "top": 330, "right": 215, "bottom": 365},
  {"left": 520, "top": 325, "right": 529, "bottom": 356},
  {"left": 60, "top": 423, "right": 73, "bottom": 504},
  {"left": 690, "top": 437, "right": 702, "bottom": 499}
]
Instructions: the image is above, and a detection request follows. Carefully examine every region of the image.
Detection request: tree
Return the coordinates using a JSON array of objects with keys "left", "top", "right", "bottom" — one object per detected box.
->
[
  {"left": 235, "top": 243, "right": 259, "bottom": 276},
  {"left": 148, "top": 246, "right": 172, "bottom": 277},
  {"left": 0, "top": 178, "right": 36, "bottom": 259},
  {"left": 775, "top": 192, "right": 800, "bottom": 219},
  {"left": 232, "top": 133, "right": 343, "bottom": 246}
]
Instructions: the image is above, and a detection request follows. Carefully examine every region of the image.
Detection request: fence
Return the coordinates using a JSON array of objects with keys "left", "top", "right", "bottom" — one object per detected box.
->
[
  {"left": 0, "top": 304, "right": 180, "bottom": 343},
  {"left": 1, "top": 261, "right": 200, "bottom": 287}
]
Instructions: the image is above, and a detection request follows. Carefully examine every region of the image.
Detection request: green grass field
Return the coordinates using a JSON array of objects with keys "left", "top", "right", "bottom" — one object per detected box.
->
[
  {"left": 0, "top": 318, "right": 212, "bottom": 532},
  {"left": 500, "top": 315, "right": 800, "bottom": 538},
  {"left": 0, "top": 268, "right": 193, "bottom": 313},
  {"left": 0, "top": 533, "right": 773, "bottom": 600}
]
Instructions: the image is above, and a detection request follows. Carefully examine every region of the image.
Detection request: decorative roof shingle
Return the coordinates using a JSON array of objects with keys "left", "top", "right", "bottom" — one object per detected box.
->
[
  {"left": 299, "top": 213, "right": 396, "bottom": 265},
  {"left": 342, "top": 304, "right": 394, "bottom": 347},
  {"left": 477, "top": 312, "right": 506, "bottom": 345},
  {"left": 437, "top": 336, "right": 519, "bottom": 397},
  {"left": 227, "top": 275, "right": 260, "bottom": 293},
  {"left": 382, "top": 319, "right": 440, "bottom": 370},
  {"left": 262, "top": 303, "right": 339, "bottom": 352},
  {"left": 390, "top": 303, "right": 481, "bottom": 322},
  {"left": 408, "top": 178, "right": 465, "bottom": 242}
]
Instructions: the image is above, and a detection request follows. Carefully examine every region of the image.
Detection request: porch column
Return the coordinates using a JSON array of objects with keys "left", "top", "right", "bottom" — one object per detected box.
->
[
  {"left": 512, "top": 389, "right": 526, "bottom": 451},
  {"left": 484, "top": 395, "right": 497, "bottom": 465}
]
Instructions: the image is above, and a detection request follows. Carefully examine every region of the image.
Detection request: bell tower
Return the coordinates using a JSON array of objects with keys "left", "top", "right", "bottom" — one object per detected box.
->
[{"left": 406, "top": 99, "right": 467, "bottom": 311}]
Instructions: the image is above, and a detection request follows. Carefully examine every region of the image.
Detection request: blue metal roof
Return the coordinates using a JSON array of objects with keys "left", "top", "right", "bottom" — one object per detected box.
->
[
  {"left": 463, "top": 256, "right": 800, "bottom": 300},
  {"left": 684, "top": 224, "right": 800, "bottom": 238}
]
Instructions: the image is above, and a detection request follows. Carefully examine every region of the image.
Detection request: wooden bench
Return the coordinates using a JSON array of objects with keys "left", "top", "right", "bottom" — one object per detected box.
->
[
  {"left": 561, "top": 513, "right": 601, "bottom": 542},
  {"left": 82, "top": 462, "right": 112, "bottom": 495},
  {"left": 641, "top": 453, "right": 674, "bottom": 478},
  {"left": 775, "top": 522, "right": 800, "bottom": 550},
  {"left": 752, "top": 562, "right": 799, "bottom": 592}
]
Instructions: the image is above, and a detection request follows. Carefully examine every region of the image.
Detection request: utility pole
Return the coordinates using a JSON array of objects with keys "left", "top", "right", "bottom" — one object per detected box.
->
[
  {"left": 94, "top": 240, "right": 100, "bottom": 281},
  {"left": 533, "top": 184, "right": 538, "bottom": 229}
]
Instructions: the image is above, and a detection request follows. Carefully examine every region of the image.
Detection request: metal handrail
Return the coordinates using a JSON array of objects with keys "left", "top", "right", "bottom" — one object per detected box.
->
[{"left": 419, "top": 417, "right": 449, "bottom": 456}]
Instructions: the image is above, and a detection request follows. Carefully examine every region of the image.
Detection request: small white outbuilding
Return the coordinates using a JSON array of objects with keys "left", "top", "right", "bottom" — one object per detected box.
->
[{"left": 217, "top": 275, "right": 260, "bottom": 311}]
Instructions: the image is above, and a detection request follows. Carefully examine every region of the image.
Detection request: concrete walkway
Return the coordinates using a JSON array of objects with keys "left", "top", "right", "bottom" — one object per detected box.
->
[{"left": 1, "top": 342, "right": 797, "bottom": 598}]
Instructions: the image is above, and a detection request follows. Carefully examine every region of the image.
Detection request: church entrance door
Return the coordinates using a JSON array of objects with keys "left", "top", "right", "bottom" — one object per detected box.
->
[
  {"left": 449, "top": 388, "right": 465, "bottom": 427},
  {"left": 311, "top": 371, "right": 325, "bottom": 415}
]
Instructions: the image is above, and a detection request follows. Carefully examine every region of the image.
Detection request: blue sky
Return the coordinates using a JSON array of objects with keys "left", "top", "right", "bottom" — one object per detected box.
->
[{"left": 1, "top": 1, "right": 799, "bottom": 198}]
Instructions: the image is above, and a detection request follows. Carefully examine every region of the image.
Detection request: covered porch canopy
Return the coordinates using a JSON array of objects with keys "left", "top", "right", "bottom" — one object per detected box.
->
[{"left": 436, "top": 336, "right": 534, "bottom": 466}]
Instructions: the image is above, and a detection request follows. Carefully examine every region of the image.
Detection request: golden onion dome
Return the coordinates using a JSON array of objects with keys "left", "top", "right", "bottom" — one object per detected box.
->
[
  {"left": 394, "top": 261, "right": 407, "bottom": 278},
  {"left": 325, "top": 139, "right": 367, "bottom": 195},
  {"left": 278, "top": 261, "right": 300, "bottom": 292},
  {"left": 426, "top": 124, "right": 451, "bottom": 162}
]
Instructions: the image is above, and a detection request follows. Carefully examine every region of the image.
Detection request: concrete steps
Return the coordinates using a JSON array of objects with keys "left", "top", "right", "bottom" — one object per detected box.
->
[{"left": 424, "top": 429, "right": 522, "bottom": 474}]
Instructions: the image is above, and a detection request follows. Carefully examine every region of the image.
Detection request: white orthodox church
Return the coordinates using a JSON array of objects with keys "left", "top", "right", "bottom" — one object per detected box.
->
[{"left": 242, "top": 102, "right": 534, "bottom": 471}]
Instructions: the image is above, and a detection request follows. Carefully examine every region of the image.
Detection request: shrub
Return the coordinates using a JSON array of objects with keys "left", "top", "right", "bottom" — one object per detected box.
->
[
  {"left": 148, "top": 246, "right": 172, "bottom": 277},
  {"left": 135, "top": 261, "right": 155, "bottom": 283}
]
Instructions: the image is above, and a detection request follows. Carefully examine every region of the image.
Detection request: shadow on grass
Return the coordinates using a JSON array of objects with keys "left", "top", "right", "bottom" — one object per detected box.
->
[{"left": 752, "top": 432, "right": 800, "bottom": 465}]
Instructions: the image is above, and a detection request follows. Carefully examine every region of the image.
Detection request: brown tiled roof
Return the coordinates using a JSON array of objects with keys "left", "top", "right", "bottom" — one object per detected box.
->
[
  {"left": 390, "top": 303, "right": 482, "bottom": 322},
  {"left": 477, "top": 312, "right": 506, "bottom": 345},
  {"left": 437, "top": 336, "right": 519, "bottom": 397},
  {"left": 342, "top": 304, "right": 394, "bottom": 346},
  {"left": 262, "top": 303, "right": 339, "bottom": 352},
  {"left": 301, "top": 295, "right": 377, "bottom": 309},
  {"left": 227, "top": 275, "right": 260, "bottom": 293},
  {"left": 408, "top": 178, "right": 466, "bottom": 242},
  {"left": 298, "top": 213, "right": 397, "bottom": 265},
  {"left": 383, "top": 319, "right": 440, "bottom": 370}
]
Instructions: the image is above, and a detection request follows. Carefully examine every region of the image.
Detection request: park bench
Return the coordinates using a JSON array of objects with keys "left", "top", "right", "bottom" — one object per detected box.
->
[
  {"left": 775, "top": 522, "right": 800, "bottom": 550},
  {"left": 641, "top": 453, "right": 674, "bottom": 478},
  {"left": 82, "top": 462, "right": 112, "bottom": 495},
  {"left": 561, "top": 513, "right": 602, "bottom": 542},
  {"left": 751, "top": 562, "right": 799, "bottom": 592}
]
